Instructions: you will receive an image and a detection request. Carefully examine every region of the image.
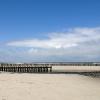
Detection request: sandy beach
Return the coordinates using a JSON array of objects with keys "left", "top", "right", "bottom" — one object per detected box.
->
[{"left": 0, "top": 73, "right": 100, "bottom": 100}]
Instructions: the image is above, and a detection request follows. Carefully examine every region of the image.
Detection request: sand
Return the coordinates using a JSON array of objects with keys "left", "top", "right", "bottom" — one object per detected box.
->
[
  {"left": 0, "top": 73, "right": 100, "bottom": 100},
  {"left": 53, "top": 65, "right": 100, "bottom": 72}
]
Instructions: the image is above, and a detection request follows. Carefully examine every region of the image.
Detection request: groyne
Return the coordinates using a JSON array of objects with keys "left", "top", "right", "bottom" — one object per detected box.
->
[
  {"left": 0, "top": 63, "right": 52, "bottom": 73},
  {"left": 0, "top": 62, "right": 100, "bottom": 74}
]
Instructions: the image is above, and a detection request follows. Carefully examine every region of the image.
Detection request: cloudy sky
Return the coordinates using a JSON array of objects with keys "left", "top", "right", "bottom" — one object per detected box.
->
[{"left": 0, "top": 0, "right": 100, "bottom": 63}]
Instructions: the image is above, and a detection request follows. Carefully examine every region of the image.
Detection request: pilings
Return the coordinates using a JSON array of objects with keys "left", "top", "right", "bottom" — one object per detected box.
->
[{"left": 0, "top": 64, "right": 52, "bottom": 73}]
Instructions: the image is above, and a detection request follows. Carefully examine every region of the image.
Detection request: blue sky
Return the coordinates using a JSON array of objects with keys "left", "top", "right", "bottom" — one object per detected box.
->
[{"left": 0, "top": 0, "right": 100, "bottom": 63}]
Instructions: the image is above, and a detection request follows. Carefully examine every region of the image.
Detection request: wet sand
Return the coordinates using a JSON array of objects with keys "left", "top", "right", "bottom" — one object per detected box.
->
[{"left": 0, "top": 73, "right": 100, "bottom": 100}]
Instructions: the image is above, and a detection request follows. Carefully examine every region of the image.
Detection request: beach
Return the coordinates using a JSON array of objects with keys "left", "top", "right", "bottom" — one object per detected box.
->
[{"left": 0, "top": 73, "right": 100, "bottom": 100}]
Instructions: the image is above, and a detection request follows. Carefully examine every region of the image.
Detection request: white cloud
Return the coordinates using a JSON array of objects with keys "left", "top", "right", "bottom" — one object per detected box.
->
[
  {"left": 7, "top": 38, "right": 78, "bottom": 49},
  {"left": 7, "top": 27, "right": 100, "bottom": 49},
  {"left": 5, "top": 27, "right": 100, "bottom": 62}
]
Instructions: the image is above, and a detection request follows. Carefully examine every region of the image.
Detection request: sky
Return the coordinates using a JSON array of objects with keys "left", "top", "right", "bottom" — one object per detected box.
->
[{"left": 0, "top": 0, "right": 100, "bottom": 63}]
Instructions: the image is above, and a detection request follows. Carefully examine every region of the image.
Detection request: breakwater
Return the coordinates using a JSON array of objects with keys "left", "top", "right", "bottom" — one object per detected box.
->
[
  {"left": 0, "top": 62, "right": 100, "bottom": 73},
  {"left": 0, "top": 63, "right": 52, "bottom": 73}
]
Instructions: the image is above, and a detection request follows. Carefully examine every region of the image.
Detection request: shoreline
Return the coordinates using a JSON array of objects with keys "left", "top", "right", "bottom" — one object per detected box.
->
[{"left": 0, "top": 71, "right": 100, "bottom": 78}]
